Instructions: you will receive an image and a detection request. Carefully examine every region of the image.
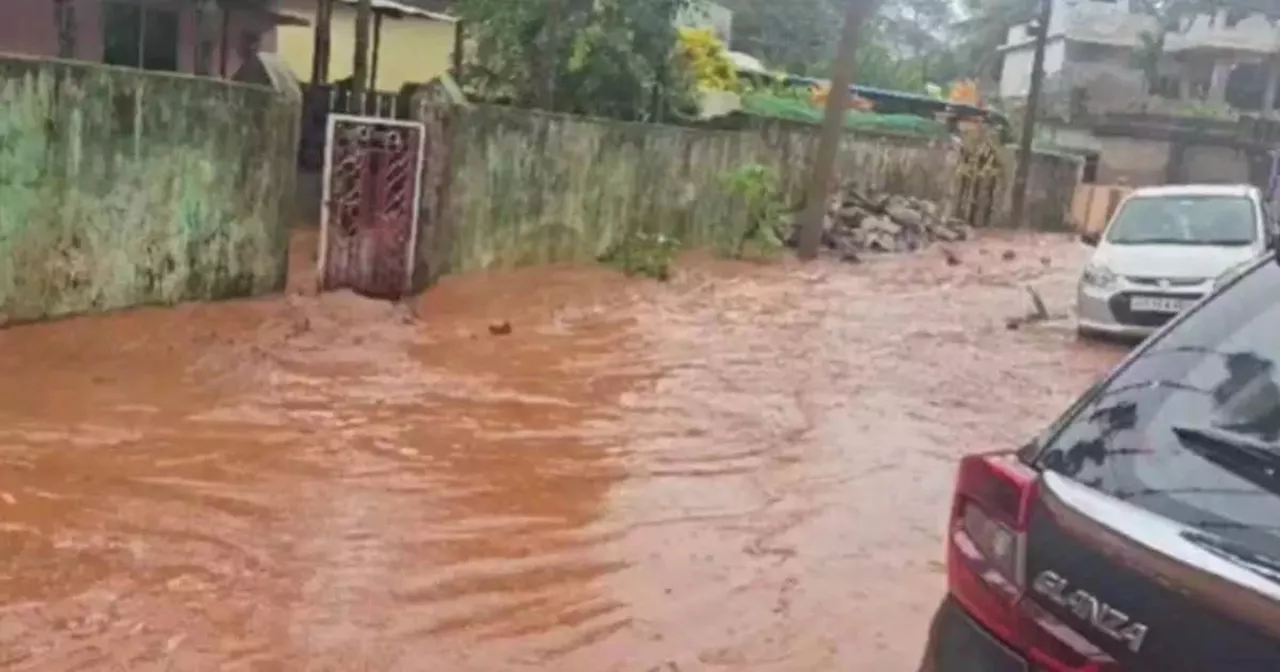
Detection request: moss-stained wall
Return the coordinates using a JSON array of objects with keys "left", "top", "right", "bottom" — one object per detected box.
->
[
  {"left": 0, "top": 54, "right": 298, "bottom": 324},
  {"left": 429, "top": 104, "right": 956, "bottom": 273},
  {"left": 1017, "top": 150, "right": 1083, "bottom": 231}
]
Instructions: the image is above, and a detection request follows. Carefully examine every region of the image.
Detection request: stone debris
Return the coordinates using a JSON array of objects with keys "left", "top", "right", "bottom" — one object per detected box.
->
[{"left": 788, "top": 184, "right": 973, "bottom": 261}]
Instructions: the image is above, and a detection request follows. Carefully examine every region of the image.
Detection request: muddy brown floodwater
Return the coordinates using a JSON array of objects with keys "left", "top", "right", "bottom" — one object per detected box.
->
[{"left": 0, "top": 231, "right": 1127, "bottom": 671}]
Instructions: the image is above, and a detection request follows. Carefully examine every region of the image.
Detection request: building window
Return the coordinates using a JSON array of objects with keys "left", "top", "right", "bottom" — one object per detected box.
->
[
  {"left": 102, "top": 1, "right": 180, "bottom": 72},
  {"left": 1070, "top": 42, "right": 1115, "bottom": 63}
]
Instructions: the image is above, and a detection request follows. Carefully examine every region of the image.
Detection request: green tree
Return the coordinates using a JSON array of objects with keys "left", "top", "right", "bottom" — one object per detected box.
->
[
  {"left": 456, "top": 0, "right": 695, "bottom": 121},
  {"left": 721, "top": 0, "right": 960, "bottom": 90},
  {"left": 949, "top": 0, "right": 1037, "bottom": 85},
  {"left": 719, "top": 0, "right": 841, "bottom": 75},
  {"left": 1128, "top": 0, "right": 1220, "bottom": 94}
]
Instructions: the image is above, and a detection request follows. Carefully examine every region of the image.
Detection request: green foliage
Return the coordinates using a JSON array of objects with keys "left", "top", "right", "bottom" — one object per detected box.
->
[
  {"left": 676, "top": 27, "right": 740, "bottom": 92},
  {"left": 719, "top": 164, "right": 787, "bottom": 259},
  {"left": 1129, "top": 0, "right": 1220, "bottom": 95},
  {"left": 598, "top": 232, "right": 681, "bottom": 280},
  {"left": 1180, "top": 101, "right": 1238, "bottom": 120},
  {"left": 455, "top": 0, "right": 697, "bottom": 121},
  {"left": 854, "top": 30, "right": 927, "bottom": 92},
  {"left": 721, "top": 0, "right": 960, "bottom": 91}
]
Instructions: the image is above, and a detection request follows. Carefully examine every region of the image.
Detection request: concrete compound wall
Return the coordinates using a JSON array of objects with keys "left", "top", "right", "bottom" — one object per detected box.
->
[
  {"left": 407, "top": 102, "right": 1084, "bottom": 276},
  {"left": 0, "top": 54, "right": 298, "bottom": 325},
  {"left": 416, "top": 103, "right": 963, "bottom": 275},
  {"left": 1017, "top": 150, "right": 1084, "bottom": 231}
]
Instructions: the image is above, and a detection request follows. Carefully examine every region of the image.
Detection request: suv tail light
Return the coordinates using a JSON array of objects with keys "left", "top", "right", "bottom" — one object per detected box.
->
[{"left": 947, "top": 453, "right": 1116, "bottom": 672}]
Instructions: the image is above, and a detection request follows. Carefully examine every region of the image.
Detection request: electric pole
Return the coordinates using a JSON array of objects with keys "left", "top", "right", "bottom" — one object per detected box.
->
[
  {"left": 796, "top": 0, "right": 876, "bottom": 261},
  {"left": 1010, "top": 0, "right": 1053, "bottom": 229}
]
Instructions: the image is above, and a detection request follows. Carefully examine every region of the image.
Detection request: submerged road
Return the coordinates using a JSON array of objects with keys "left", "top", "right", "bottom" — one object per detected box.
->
[{"left": 0, "top": 231, "right": 1124, "bottom": 671}]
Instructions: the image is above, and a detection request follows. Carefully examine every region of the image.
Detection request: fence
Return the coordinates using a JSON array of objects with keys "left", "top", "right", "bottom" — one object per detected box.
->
[{"left": 297, "top": 83, "right": 407, "bottom": 171}]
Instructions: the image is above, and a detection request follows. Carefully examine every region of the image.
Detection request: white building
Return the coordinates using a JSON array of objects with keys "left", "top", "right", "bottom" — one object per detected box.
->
[
  {"left": 996, "top": 0, "right": 1280, "bottom": 114},
  {"left": 997, "top": 0, "right": 1154, "bottom": 102}
]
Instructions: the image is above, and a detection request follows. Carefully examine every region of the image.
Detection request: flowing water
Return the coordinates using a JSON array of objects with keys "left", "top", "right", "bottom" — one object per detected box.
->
[{"left": 0, "top": 231, "right": 1125, "bottom": 671}]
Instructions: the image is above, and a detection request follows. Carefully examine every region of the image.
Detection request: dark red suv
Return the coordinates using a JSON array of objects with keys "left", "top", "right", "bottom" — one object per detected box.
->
[{"left": 918, "top": 251, "right": 1280, "bottom": 671}]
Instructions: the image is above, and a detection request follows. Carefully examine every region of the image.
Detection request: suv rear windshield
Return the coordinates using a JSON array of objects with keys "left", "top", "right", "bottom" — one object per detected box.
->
[
  {"left": 1106, "top": 195, "right": 1257, "bottom": 246},
  {"left": 1035, "top": 256, "right": 1280, "bottom": 558}
]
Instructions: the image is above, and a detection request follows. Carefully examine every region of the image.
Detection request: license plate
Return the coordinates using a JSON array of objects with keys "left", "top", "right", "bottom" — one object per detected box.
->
[{"left": 1130, "top": 296, "right": 1194, "bottom": 313}]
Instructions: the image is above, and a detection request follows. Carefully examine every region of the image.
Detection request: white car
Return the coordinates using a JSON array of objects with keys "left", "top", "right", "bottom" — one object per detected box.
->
[{"left": 1076, "top": 184, "right": 1277, "bottom": 340}]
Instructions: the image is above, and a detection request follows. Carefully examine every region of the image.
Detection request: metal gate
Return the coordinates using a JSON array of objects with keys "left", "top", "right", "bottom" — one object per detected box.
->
[{"left": 319, "top": 114, "right": 426, "bottom": 299}]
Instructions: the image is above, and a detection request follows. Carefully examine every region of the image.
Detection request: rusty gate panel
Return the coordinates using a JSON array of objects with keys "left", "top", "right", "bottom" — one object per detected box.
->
[
  {"left": 952, "top": 127, "right": 1008, "bottom": 229},
  {"left": 318, "top": 114, "right": 425, "bottom": 299}
]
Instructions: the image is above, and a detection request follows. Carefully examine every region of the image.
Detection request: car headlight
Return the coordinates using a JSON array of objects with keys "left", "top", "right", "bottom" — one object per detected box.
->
[{"left": 1081, "top": 262, "right": 1117, "bottom": 290}]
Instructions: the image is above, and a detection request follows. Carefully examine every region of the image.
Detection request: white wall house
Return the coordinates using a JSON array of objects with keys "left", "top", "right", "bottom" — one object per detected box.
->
[
  {"left": 997, "top": 0, "right": 1153, "bottom": 101},
  {"left": 997, "top": 0, "right": 1280, "bottom": 114},
  {"left": 675, "top": 0, "right": 733, "bottom": 43}
]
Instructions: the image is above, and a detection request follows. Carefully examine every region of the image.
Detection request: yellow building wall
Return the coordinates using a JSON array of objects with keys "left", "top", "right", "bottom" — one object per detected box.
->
[{"left": 275, "top": 2, "right": 455, "bottom": 90}]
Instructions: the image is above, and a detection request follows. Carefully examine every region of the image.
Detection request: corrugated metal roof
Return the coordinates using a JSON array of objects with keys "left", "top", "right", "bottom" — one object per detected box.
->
[
  {"left": 394, "top": 0, "right": 457, "bottom": 12},
  {"left": 335, "top": 0, "right": 457, "bottom": 22}
]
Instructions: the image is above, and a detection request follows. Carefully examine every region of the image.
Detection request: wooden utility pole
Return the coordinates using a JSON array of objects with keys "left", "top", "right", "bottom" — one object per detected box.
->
[
  {"left": 371, "top": 13, "right": 384, "bottom": 91},
  {"left": 311, "top": 0, "right": 333, "bottom": 83},
  {"left": 1010, "top": 0, "right": 1053, "bottom": 228},
  {"left": 193, "top": 0, "right": 217, "bottom": 76},
  {"left": 219, "top": 7, "right": 231, "bottom": 77},
  {"left": 451, "top": 21, "right": 465, "bottom": 82},
  {"left": 53, "top": 0, "right": 77, "bottom": 59},
  {"left": 353, "top": 0, "right": 373, "bottom": 99},
  {"left": 796, "top": 0, "right": 875, "bottom": 261}
]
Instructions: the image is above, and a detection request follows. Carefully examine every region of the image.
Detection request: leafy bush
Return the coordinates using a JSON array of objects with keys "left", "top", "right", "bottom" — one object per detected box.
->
[
  {"left": 598, "top": 232, "right": 681, "bottom": 280},
  {"left": 720, "top": 164, "right": 787, "bottom": 259}
]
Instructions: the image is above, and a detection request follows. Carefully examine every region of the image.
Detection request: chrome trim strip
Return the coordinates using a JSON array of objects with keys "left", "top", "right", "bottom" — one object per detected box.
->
[{"left": 1039, "top": 471, "right": 1280, "bottom": 638}]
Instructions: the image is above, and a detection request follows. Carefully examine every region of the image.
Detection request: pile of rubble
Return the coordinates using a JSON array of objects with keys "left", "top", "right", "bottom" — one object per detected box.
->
[{"left": 791, "top": 185, "right": 973, "bottom": 262}]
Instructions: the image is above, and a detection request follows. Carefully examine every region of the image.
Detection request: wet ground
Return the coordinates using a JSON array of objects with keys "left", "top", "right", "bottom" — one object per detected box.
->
[{"left": 0, "top": 231, "right": 1127, "bottom": 671}]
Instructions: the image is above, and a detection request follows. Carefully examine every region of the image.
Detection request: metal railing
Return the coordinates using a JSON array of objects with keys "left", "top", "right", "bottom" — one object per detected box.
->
[{"left": 298, "top": 83, "right": 408, "bottom": 171}]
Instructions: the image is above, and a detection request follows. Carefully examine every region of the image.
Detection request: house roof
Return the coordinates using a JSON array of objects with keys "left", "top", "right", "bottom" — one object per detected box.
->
[
  {"left": 395, "top": 0, "right": 456, "bottom": 12},
  {"left": 218, "top": 0, "right": 311, "bottom": 25},
  {"left": 335, "top": 0, "right": 457, "bottom": 22}
]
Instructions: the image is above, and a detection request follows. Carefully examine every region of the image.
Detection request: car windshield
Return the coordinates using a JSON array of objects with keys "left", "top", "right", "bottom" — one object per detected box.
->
[
  {"left": 1105, "top": 195, "right": 1257, "bottom": 246},
  {"left": 1035, "top": 256, "right": 1280, "bottom": 559}
]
